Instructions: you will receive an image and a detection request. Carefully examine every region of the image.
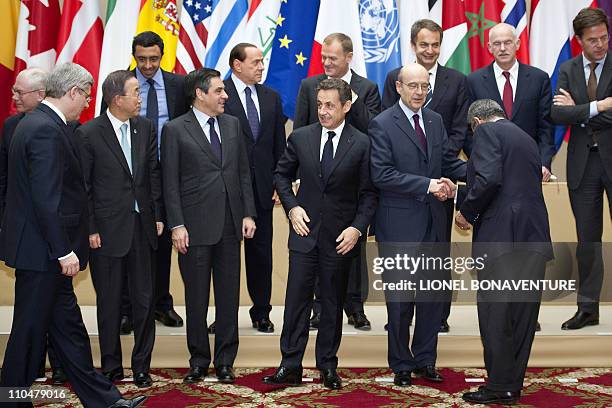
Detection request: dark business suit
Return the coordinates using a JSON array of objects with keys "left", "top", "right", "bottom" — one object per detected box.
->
[
  {"left": 274, "top": 122, "right": 377, "bottom": 369},
  {"left": 369, "top": 103, "right": 466, "bottom": 373},
  {"left": 550, "top": 54, "right": 612, "bottom": 314},
  {"left": 76, "top": 113, "right": 162, "bottom": 375},
  {"left": 466, "top": 62, "right": 554, "bottom": 168},
  {"left": 103, "top": 68, "right": 189, "bottom": 316},
  {"left": 162, "top": 110, "right": 256, "bottom": 369},
  {"left": 460, "top": 119, "right": 553, "bottom": 392},
  {"left": 223, "top": 77, "right": 286, "bottom": 322},
  {"left": 294, "top": 70, "right": 381, "bottom": 317},
  {"left": 0, "top": 103, "right": 121, "bottom": 408}
]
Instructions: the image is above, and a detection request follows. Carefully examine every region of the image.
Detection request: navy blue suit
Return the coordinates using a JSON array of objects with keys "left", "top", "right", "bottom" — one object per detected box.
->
[{"left": 370, "top": 103, "right": 466, "bottom": 373}]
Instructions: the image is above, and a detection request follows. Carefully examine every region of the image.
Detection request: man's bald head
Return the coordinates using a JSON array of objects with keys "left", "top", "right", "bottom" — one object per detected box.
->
[
  {"left": 487, "top": 23, "right": 520, "bottom": 70},
  {"left": 396, "top": 63, "right": 430, "bottom": 112}
]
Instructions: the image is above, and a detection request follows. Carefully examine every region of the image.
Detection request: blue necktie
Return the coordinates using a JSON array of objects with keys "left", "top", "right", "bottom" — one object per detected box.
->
[
  {"left": 321, "top": 131, "right": 335, "bottom": 182},
  {"left": 244, "top": 86, "right": 260, "bottom": 141},
  {"left": 120, "top": 123, "right": 139, "bottom": 212},
  {"left": 208, "top": 117, "right": 222, "bottom": 161},
  {"left": 424, "top": 73, "right": 433, "bottom": 107}
]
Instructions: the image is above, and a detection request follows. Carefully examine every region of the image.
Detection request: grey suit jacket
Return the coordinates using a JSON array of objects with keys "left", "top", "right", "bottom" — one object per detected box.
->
[
  {"left": 550, "top": 54, "right": 612, "bottom": 189},
  {"left": 161, "top": 110, "right": 256, "bottom": 245}
]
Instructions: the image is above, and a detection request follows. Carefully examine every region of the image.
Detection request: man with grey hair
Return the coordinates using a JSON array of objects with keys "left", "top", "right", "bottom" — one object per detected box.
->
[
  {"left": 0, "top": 63, "right": 145, "bottom": 408},
  {"left": 456, "top": 99, "right": 553, "bottom": 405}
]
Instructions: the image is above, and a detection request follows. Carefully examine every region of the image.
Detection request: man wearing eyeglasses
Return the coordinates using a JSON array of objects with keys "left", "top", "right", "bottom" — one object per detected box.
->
[{"left": 369, "top": 63, "right": 466, "bottom": 387}]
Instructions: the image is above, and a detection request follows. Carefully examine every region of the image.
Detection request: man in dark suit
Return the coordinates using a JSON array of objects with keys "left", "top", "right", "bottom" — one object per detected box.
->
[
  {"left": 551, "top": 8, "right": 612, "bottom": 330},
  {"left": 0, "top": 67, "right": 69, "bottom": 385},
  {"left": 76, "top": 70, "right": 163, "bottom": 388},
  {"left": 381, "top": 19, "right": 470, "bottom": 332},
  {"left": 210, "top": 43, "right": 286, "bottom": 334},
  {"left": 294, "top": 32, "right": 381, "bottom": 330},
  {"left": 162, "top": 68, "right": 256, "bottom": 384},
  {"left": 370, "top": 63, "right": 466, "bottom": 387},
  {"left": 110, "top": 31, "right": 189, "bottom": 331},
  {"left": 263, "top": 78, "right": 377, "bottom": 389},
  {"left": 466, "top": 23, "right": 554, "bottom": 180},
  {"left": 0, "top": 62, "right": 145, "bottom": 408},
  {"left": 457, "top": 99, "right": 553, "bottom": 405}
]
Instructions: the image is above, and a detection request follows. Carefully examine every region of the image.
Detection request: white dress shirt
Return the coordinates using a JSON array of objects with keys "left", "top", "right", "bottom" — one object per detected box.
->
[
  {"left": 192, "top": 107, "right": 222, "bottom": 144},
  {"left": 106, "top": 110, "right": 131, "bottom": 147},
  {"left": 319, "top": 120, "right": 345, "bottom": 160},
  {"left": 493, "top": 60, "right": 519, "bottom": 101},
  {"left": 231, "top": 73, "right": 261, "bottom": 121}
]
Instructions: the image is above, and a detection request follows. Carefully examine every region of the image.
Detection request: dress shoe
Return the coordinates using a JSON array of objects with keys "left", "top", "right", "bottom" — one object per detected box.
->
[
  {"left": 208, "top": 321, "right": 216, "bottom": 334},
  {"left": 561, "top": 311, "right": 599, "bottom": 330},
  {"left": 184, "top": 366, "right": 207, "bottom": 383},
  {"left": 36, "top": 367, "right": 46, "bottom": 380},
  {"left": 155, "top": 309, "right": 183, "bottom": 327},
  {"left": 252, "top": 317, "right": 275, "bottom": 333},
  {"left": 439, "top": 320, "right": 450, "bottom": 333},
  {"left": 133, "top": 372, "right": 152, "bottom": 388},
  {"left": 393, "top": 371, "right": 412, "bottom": 387},
  {"left": 51, "top": 367, "right": 67, "bottom": 385},
  {"left": 103, "top": 368, "right": 124, "bottom": 382},
  {"left": 535, "top": 321, "right": 541, "bottom": 332},
  {"left": 262, "top": 366, "right": 303, "bottom": 386},
  {"left": 349, "top": 312, "right": 371, "bottom": 331},
  {"left": 120, "top": 315, "right": 133, "bottom": 335},
  {"left": 309, "top": 313, "right": 320, "bottom": 330},
  {"left": 216, "top": 365, "right": 235, "bottom": 384},
  {"left": 320, "top": 368, "right": 342, "bottom": 390},
  {"left": 413, "top": 365, "right": 443, "bottom": 382},
  {"left": 108, "top": 396, "right": 147, "bottom": 408},
  {"left": 462, "top": 388, "right": 520, "bottom": 404}
]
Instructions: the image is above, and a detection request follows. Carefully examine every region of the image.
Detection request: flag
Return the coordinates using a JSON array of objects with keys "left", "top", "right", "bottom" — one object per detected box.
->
[
  {"left": 264, "top": 0, "right": 320, "bottom": 119},
  {"left": 399, "top": 0, "right": 440, "bottom": 65},
  {"left": 501, "top": 0, "right": 529, "bottom": 64},
  {"left": 14, "top": 0, "right": 61, "bottom": 79},
  {"left": 530, "top": 0, "right": 595, "bottom": 150},
  {"left": 308, "top": 0, "right": 366, "bottom": 77},
  {"left": 464, "top": 0, "right": 504, "bottom": 71},
  {"left": 358, "top": 0, "right": 402, "bottom": 95},
  {"left": 242, "top": 0, "right": 282, "bottom": 82},
  {"left": 133, "top": 0, "right": 180, "bottom": 72},
  {"left": 175, "top": 0, "right": 213, "bottom": 75},
  {"left": 56, "top": 0, "right": 103, "bottom": 122},
  {"left": 0, "top": 0, "right": 20, "bottom": 125},
  {"left": 204, "top": 0, "right": 249, "bottom": 78},
  {"left": 440, "top": 0, "right": 470, "bottom": 74},
  {"left": 96, "top": 0, "right": 140, "bottom": 115}
]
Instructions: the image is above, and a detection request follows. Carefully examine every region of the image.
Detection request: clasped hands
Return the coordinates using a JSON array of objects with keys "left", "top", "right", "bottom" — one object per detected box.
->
[{"left": 429, "top": 177, "right": 457, "bottom": 202}]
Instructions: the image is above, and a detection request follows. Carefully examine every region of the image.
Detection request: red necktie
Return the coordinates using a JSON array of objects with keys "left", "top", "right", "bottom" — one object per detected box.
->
[
  {"left": 502, "top": 71, "right": 513, "bottom": 118},
  {"left": 413, "top": 114, "right": 427, "bottom": 152}
]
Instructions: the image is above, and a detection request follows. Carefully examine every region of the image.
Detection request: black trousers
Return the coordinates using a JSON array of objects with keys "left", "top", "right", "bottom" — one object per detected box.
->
[
  {"left": 90, "top": 215, "right": 156, "bottom": 374},
  {"left": 244, "top": 189, "right": 273, "bottom": 321},
  {"left": 280, "top": 248, "right": 352, "bottom": 370},
  {"left": 477, "top": 251, "right": 546, "bottom": 392},
  {"left": 179, "top": 209, "right": 240, "bottom": 369},
  {"left": 1, "top": 269, "right": 121, "bottom": 408},
  {"left": 38, "top": 336, "right": 61, "bottom": 374},
  {"left": 568, "top": 151, "right": 612, "bottom": 314}
]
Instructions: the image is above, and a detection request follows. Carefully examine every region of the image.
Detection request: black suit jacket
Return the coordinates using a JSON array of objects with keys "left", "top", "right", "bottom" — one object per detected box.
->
[
  {"left": 293, "top": 70, "right": 381, "bottom": 134},
  {"left": 550, "top": 54, "right": 612, "bottom": 190},
  {"left": 382, "top": 65, "right": 469, "bottom": 157},
  {"left": 0, "top": 104, "right": 89, "bottom": 271},
  {"left": 466, "top": 62, "right": 554, "bottom": 168},
  {"left": 274, "top": 122, "right": 378, "bottom": 257},
  {"left": 0, "top": 113, "right": 25, "bottom": 219},
  {"left": 460, "top": 119, "right": 553, "bottom": 260},
  {"left": 223, "top": 78, "right": 287, "bottom": 209},
  {"left": 76, "top": 114, "right": 163, "bottom": 257},
  {"left": 162, "top": 110, "right": 256, "bottom": 245}
]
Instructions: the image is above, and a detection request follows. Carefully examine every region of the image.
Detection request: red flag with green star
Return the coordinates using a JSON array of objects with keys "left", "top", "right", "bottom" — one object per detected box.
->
[{"left": 465, "top": 0, "right": 504, "bottom": 71}]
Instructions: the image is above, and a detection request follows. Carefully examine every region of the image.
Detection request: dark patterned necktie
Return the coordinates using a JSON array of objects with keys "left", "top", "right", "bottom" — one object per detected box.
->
[
  {"left": 146, "top": 78, "right": 159, "bottom": 132},
  {"left": 207, "top": 117, "right": 222, "bottom": 161},
  {"left": 244, "top": 86, "right": 260, "bottom": 141},
  {"left": 412, "top": 114, "right": 427, "bottom": 152}
]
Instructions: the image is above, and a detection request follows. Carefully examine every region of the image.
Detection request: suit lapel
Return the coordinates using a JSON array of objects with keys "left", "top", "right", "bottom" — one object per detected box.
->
[
  {"left": 392, "top": 104, "right": 427, "bottom": 158},
  {"left": 429, "top": 66, "right": 448, "bottom": 111},
  {"left": 512, "top": 63, "right": 530, "bottom": 120},
  {"left": 325, "top": 124, "right": 355, "bottom": 186},
  {"left": 39, "top": 104, "right": 84, "bottom": 176},
  {"left": 99, "top": 115, "right": 132, "bottom": 177},
  {"left": 218, "top": 114, "right": 235, "bottom": 168},
  {"left": 308, "top": 124, "right": 324, "bottom": 189},
  {"left": 163, "top": 70, "right": 177, "bottom": 119},
  {"left": 482, "top": 64, "right": 505, "bottom": 108},
  {"left": 422, "top": 109, "right": 437, "bottom": 161},
  {"left": 572, "top": 55, "right": 590, "bottom": 103},
  {"left": 183, "top": 110, "right": 222, "bottom": 167},
  {"left": 225, "top": 78, "right": 254, "bottom": 142},
  {"left": 597, "top": 54, "right": 612, "bottom": 100},
  {"left": 129, "top": 117, "right": 140, "bottom": 180}
]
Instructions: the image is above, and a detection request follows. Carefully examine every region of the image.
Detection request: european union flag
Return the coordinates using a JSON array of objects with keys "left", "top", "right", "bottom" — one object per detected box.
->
[{"left": 264, "top": 0, "right": 321, "bottom": 119}]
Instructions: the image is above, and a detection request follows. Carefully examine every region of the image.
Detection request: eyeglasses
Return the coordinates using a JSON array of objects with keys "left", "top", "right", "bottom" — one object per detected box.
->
[
  {"left": 11, "top": 88, "right": 43, "bottom": 97},
  {"left": 76, "top": 87, "right": 92, "bottom": 103},
  {"left": 398, "top": 81, "right": 430, "bottom": 92}
]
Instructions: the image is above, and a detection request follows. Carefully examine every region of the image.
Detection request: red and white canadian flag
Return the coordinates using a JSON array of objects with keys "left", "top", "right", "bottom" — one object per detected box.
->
[{"left": 56, "top": 0, "right": 103, "bottom": 121}]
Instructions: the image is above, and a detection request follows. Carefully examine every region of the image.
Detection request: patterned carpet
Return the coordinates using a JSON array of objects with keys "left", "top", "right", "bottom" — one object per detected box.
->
[{"left": 36, "top": 367, "right": 612, "bottom": 407}]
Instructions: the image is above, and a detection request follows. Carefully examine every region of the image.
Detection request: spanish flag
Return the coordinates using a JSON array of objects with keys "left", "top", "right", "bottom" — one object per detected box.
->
[
  {"left": 0, "top": 0, "right": 20, "bottom": 125},
  {"left": 133, "top": 0, "right": 179, "bottom": 72}
]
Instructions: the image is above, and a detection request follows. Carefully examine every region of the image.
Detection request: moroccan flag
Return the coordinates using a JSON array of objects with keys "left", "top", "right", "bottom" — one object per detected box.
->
[
  {"left": 441, "top": 0, "right": 470, "bottom": 75},
  {"left": 133, "top": 0, "right": 179, "bottom": 72},
  {"left": 464, "top": 0, "right": 504, "bottom": 71},
  {"left": 0, "top": 0, "right": 20, "bottom": 126},
  {"left": 56, "top": 0, "right": 104, "bottom": 122}
]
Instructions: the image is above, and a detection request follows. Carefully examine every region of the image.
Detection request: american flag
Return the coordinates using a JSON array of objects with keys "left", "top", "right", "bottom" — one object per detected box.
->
[{"left": 175, "top": 0, "right": 213, "bottom": 74}]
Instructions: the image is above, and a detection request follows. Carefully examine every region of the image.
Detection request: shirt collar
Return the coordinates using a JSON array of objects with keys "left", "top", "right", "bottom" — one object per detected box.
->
[
  {"left": 493, "top": 59, "right": 519, "bottom": 79},
  {"left": 583, "top": 53, "right": 607, "bottom": 68},
  {"left": 334, "top": 69, "right": 352, "bottom": 85},
  {"left": 41, "top": 100, "right": 67, "bottom": 124},
  {"left": 323, "top": 120, "right": 345, "bottom": 138},
  {"left": 231, "top": 73, "right": 256, "bottom": 95},
  {"left": 106, "top": 110, "right": 129, "bottom": 133},
  {"left": 136, "top": 67, "right": 163, "bottom": 86},
  {"left": 192, "top": 106, "right": 214, "bottom": 128},
  {"left": 399, "top": 98, "right": 422, "bottom": 120},
  {"left": 428, "top": 62, "right": 439, "bottom": 77}
]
